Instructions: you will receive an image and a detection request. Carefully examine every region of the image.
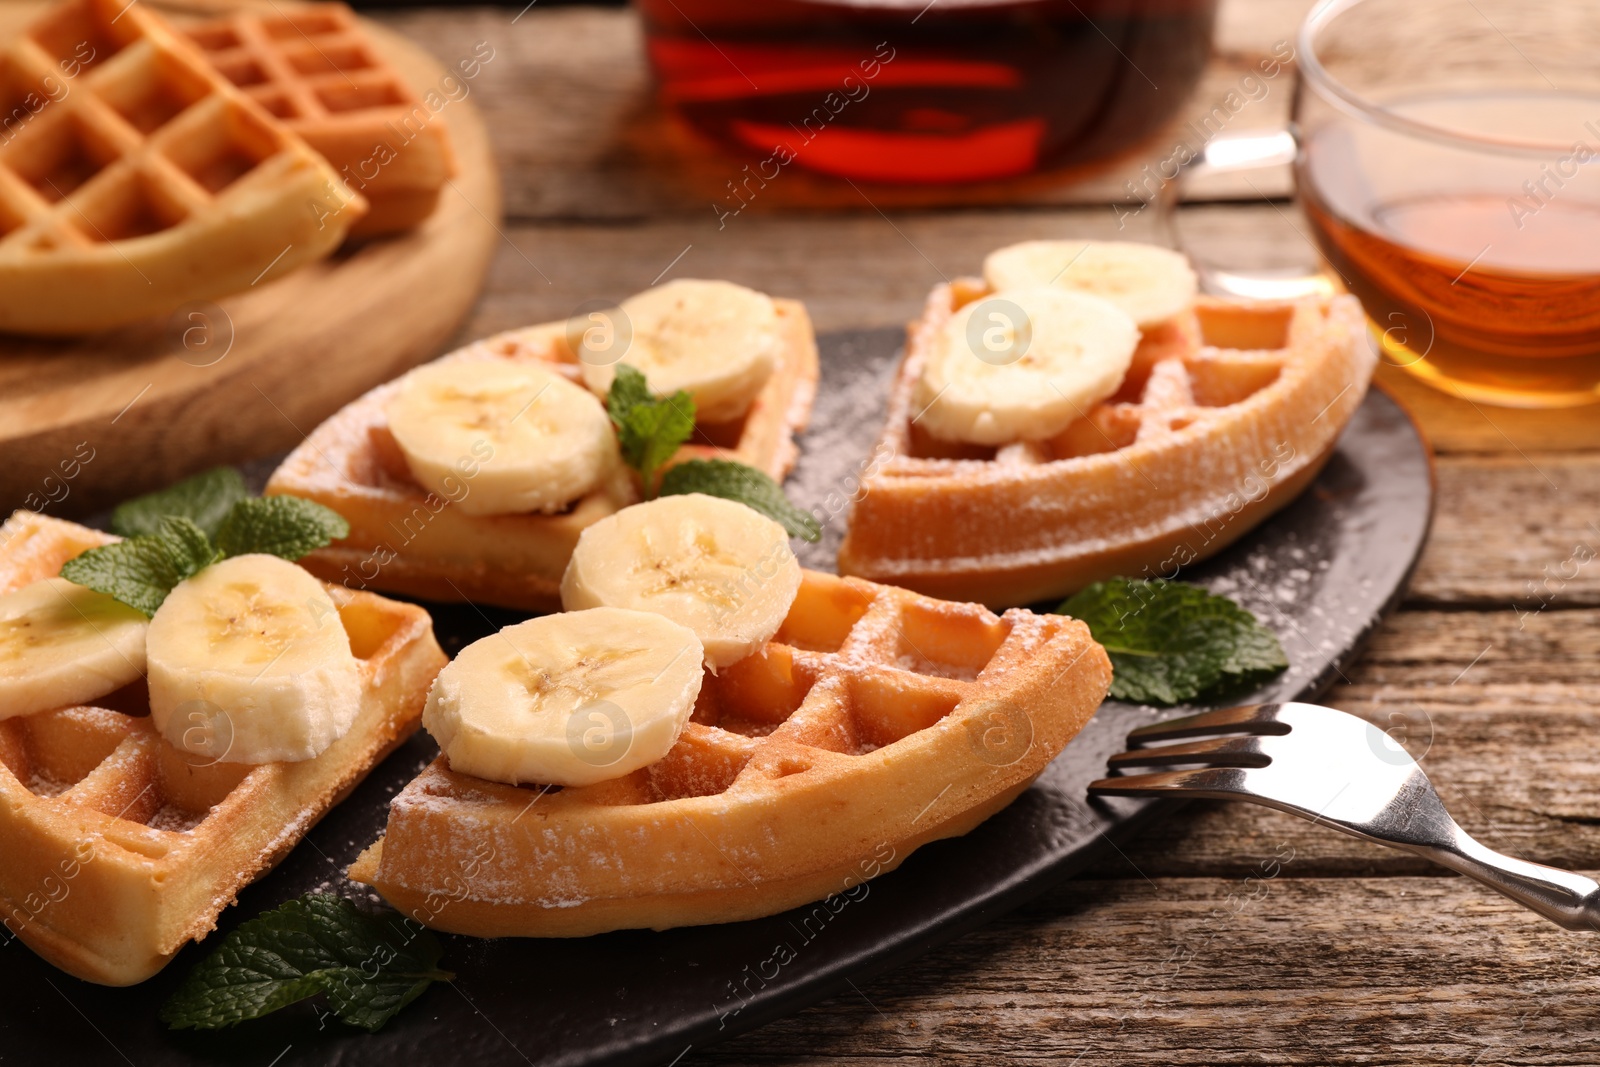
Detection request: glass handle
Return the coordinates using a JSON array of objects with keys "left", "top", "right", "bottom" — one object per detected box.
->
[{"left": 1157, "top": 129, "right": 1329, "bottom": 300}]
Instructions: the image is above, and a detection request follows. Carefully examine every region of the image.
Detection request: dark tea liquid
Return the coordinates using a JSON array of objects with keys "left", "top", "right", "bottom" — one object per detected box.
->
[
  {"left": 636, "top": 0, "right": 1218, "bottom": 184},
  {"left": 1298, "top": 92, "right": 1600, "bottom": 406}
]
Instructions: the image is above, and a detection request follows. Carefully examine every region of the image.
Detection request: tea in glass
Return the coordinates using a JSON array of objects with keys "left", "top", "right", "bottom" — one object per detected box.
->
[{"left": 1293, "top": 0, "right": 1600, "bottom": 407}]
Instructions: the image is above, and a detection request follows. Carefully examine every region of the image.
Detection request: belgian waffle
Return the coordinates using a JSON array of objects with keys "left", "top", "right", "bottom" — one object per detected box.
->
[
  {"left": 266, "top": 302, "right": 820, "bottom": 611},
  {"left": 349, "top": 569, "right": 1111, "bottom": 937},
  {"left": 0, "top": 511, "right": 445, "bottom": 985},
  {"left": 0, "top": 0, "right": 366, "bottom": 336},
  {"left": 837, "top": 284, "right": 1377, "bottom": 607},
  {"left": 185, "top": 2, "right": 456, "bottom": 236}
]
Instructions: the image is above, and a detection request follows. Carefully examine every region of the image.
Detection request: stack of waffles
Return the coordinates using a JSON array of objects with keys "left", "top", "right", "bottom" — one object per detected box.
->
[
  {"left": 185, "top": 3, "right": 456, "bottom": 236},
  {"left": 0, "top": 0, "right": 454, "bottom": 335}
]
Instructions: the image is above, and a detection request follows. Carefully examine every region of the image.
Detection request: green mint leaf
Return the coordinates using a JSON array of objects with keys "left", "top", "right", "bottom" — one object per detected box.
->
[
  {"left": 158, "top": 515, "right": 222, "bottom": 576},
  {"left": 161, "top": 894, "right": 451, "bottom": 1033},
  {"left": 59, "top": 516, "right": 218, "bottom": 616},
  {"left": 1058, "top": 578, "right": 1288, "bottom": 706},
  {"left": 658, "top": 459, "right": 821, "bottom": 542},
  {"left": 605, "top": 364, "right": 696, "bottom": 493},
  {"left": 59, "top": 540, "right": 178, "bottom": 617},
  {"left": 214, "top": 496, "right": 350, "bottom": 561},
  {"left": 111, "top": 467, "right": 249, "bottom": 540},
  {"left": 604, "top": 362, "right": 655, "bottom": 424}
]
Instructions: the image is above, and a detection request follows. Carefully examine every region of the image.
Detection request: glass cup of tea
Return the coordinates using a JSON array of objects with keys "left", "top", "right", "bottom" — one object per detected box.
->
[
  {"left": 1166, "top": 0, "right": 1600, "bottom": 408},
  {"left": 634, "top": 0, "right": 1219, "bottom": 184}
]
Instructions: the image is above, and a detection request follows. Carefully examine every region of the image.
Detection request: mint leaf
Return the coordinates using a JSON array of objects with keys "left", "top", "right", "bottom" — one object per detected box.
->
[
  {"left": 161, "top": 894, "right": 451, "bottom": 1033},
  {"left": 111, "top": 468, "right": 248, "bottom": 540},
  {"left": 59, "top": 539, "right": 178, "bottom": 617},
  {"left": 604, "top": 362, "right": 655, "bottom": 421},
  {"left": 606, "top": 364, "right": 696, "bottom": 493},
  {"left": 659, "top": 459, "right": 821, "bottom": 541},
  {"left": 215, "top": 496, "right": 349, "bottom": 561},
  {"left": 159, "top": 515, "right": 221, "bottom": 575},
  {"left": 59, "top": 517, "right": 218, "bottom": 616},
  {"left": 74, "top": 480, "right": 348, "bottom": 615},
  {"left": 1058, "top": 578, "right": 1287, "bottom": 705}
]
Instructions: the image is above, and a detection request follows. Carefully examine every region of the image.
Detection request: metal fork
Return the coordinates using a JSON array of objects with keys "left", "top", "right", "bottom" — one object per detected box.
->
[{"left": 1088, "top": 702, "right": 1600, "bottom": 931}]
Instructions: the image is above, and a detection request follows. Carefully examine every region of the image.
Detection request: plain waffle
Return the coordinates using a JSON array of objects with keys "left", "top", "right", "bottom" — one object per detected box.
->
[
  {"left": 0, "top": 511, "right": 446, "bottom": 985},
  {"left": 266, "top": 303, "right": 820, "bottom": 611},
  {"left": 0, "top": 0, "right": 366, "bottom": 335},
  {"left": 348, "top": 569, "right": 1111, "bottom": 937},
  {"left": 185, "top": 2, "right": 456, "bottom": 236},
  {"left": 837, "top": 285, "right": 1377, "bottom": 607}
]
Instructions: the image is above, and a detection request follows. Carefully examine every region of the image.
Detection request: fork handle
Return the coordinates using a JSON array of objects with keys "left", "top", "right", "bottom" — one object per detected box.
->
[{"left": 1417, "top": 833, "right": 1600, "bottom": 931}]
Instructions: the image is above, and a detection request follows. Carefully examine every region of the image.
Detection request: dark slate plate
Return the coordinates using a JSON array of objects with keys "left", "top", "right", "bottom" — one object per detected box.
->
[{"left": 0, "top": 328, "right": 1433, "bottom": 1067}]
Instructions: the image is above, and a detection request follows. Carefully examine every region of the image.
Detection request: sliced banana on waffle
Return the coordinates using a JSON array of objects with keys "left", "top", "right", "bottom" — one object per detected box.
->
[
  {"left": 147, "top": 555, "right": 363, "bottom": 764},
  {"left": 915, "top": 286, "right": 1140, "bottom": 446},
  {"left": 561, "top": 494, "right": 800, "bottom": 670},
  {"left": 0, "top": 578, "right": 148, "bottom": 721},
  {"left": 387, "top": 361, "right": 619, "bottom": 517},
  {"left": 578, "top": 279, "right": 780, "bottom": 423},
  {"left": 424, "top": 607, "right": 704, "bottom": 787},
  {"left": 983, "top": 240, "right": 1198, "bottom": 329}
]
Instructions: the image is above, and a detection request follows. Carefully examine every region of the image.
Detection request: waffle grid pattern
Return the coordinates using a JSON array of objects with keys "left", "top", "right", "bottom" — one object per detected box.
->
[
  {"left": 0, "top": 512, "right": 443, "bottom": 984},
  {"left": 352, "top": 569, "right": 1111, "bottom": 938},
  {"left": 432, "top": 570, "right": 1037, "bottom": 811},
  {"left": 838, "top": 284, "right": 1372, "bottom": 607},
  {"left": 0, "top": 0, "right": 295, "bottom": 254},
  {"left": 186, "top": 2, "right": 456, "bottom": 234},
  {"left": 892, "top": 280, "right": 1296, "bottom": 473}
]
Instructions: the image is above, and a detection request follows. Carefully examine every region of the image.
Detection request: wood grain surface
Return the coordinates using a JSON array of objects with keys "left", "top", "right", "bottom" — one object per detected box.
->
[
  {"left": 350, "top": 6, "right": 1600, "bottom": 1065},
  {"left": 17, "top": 0, "right": 1600, "bottom": 1062},
  {"left": 0, "top": 0, "right": 500, "bottom": 517}
]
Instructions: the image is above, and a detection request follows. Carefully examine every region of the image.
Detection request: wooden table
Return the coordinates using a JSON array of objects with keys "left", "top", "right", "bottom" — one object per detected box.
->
[{"left": 328, "top": 2, "right": 1600, "bottom": 1060}]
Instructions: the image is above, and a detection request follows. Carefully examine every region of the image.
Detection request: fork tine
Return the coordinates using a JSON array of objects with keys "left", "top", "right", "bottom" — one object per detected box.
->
[
  {"left": 1105, "top": 734, "right": 1271, "bottom": 769},
  {"left": 1088, "top": 765, "right": 1257, "bottom": 797},
  {"left": 1125, "top": 704, "right": 1290, "bottom": 747}
]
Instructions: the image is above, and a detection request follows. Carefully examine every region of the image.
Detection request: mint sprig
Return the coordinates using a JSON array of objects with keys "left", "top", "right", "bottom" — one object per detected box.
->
[
  {"left": 161, "top": 894, "right": 451, "bottom": 1033},
  {"left": 61, "top": 470, "right": 350, "bottom": 616},
  {"left": 216, "top": 496, "right": 350, "bottom": 560},
  {"left": 111, "top": 467, "right": 248, "bottom": 540},
  {"left": 660, "top": 459, "right": 821, "bottom": 541},
  {"left": 60, "top": 516, "right": 219, "bottom": 617},
  {"left": 604, "top": 367, "right": 819, "bottom": 539},
  {"left": 1058, "top": 578, "right": 1288, "bottom": 705},
  {"left": 606, "top": 364, "right": 695, "bottom": 494}
]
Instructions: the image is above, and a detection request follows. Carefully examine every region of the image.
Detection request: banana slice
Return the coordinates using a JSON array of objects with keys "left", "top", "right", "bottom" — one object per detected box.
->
[
  {"left": 147, "top": 555, "right": 362, "bottom": 764},
  {"left": 561, "top": 494, "right": 800, "bottom": 670},
  {"left": 424, "top": 607, "right": 703, "bottom": 787},
  {"left": 387, "top": 360, "right": 619, "bottom": 517},
  {"left": 578, "top": 279, "right": 780, "bottom": 423},
  {"left": 0, "top": 578, "right": 147, "bottom": 721},
  {"left": 914, "top": 286, "right": 1139, "bottom": 446},
  {"left": 982, "top": 240, "right": 1198, "bottom": 328}
]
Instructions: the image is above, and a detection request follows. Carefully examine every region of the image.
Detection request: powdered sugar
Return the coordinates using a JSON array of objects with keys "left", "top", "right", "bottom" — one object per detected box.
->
[
  {"left": 147, "top": 805, "right": 207, "bottom": 834},
  {"left": 27, "top": 771, "right": 72, "bottom": 798}
]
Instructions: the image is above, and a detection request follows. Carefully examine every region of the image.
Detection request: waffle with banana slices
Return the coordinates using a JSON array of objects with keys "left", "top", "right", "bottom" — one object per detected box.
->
[
  {"left": 349, "top": 569, "right": 1111, "bottom": 938},
  {"left": 838, "top": 283, "right": 1375, "bottom": 608},
  {"left": 266, "top": 295, "right": 819, "bottom": 612},
  {"left": 0, "top": 512, "right": 444, "bottom": 985}
]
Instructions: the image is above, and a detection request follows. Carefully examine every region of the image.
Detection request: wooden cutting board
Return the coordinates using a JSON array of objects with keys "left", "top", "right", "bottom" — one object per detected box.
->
[{"left": 0, "top": 0, "right": 500, "bottom": 517}]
